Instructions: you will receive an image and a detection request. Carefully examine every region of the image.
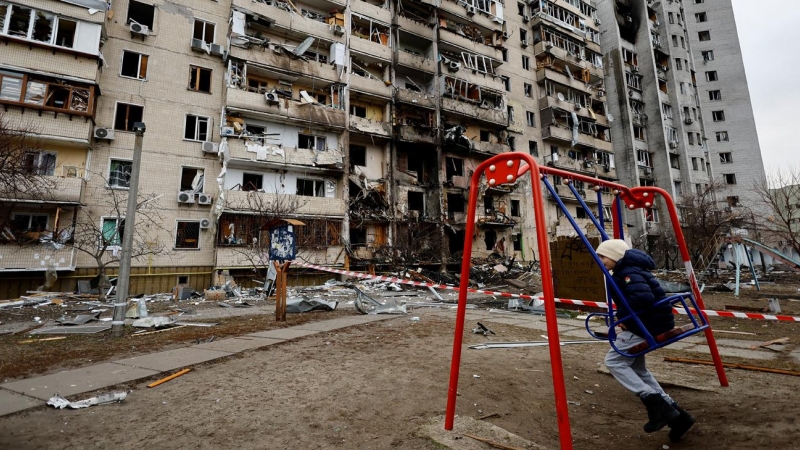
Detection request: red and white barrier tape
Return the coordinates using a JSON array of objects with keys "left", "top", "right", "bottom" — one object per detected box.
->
[{"left": 293, "top": 261, "right": 800, "bottom": 323}]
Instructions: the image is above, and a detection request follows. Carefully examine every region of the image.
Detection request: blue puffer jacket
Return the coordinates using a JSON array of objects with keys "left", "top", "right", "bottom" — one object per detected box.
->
[{"left": 609, "top": 249, "right": 674, "bottom": 337}]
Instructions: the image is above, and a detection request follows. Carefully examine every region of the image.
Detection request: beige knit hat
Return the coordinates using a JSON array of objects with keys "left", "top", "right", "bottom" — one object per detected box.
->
[{"left": 596, "top": 239, "right": 629, "bottom": 262}]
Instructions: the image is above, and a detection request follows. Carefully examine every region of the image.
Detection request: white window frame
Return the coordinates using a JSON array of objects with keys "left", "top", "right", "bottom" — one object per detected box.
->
[
  {"left": 108, "top": 158, "right": 133, "bottom": 189},
  {"left": 297, "top": 133, "right": 326, "bottom": 151},
  {"left": 716, "top": 131, "right": 729, "bottom": 142},
  {"left": 174, "top": 220, "right": 201, "bottom": 250},
  {"left": 11, "top": 212, "right": 49, "bottom": 231},
  {"left": 526, "top": 111, "right": 535, "bottom": 127},
  {"left": 193, "top": 18, "right": 215, "bottom": 45},
  {"left": 184, "top": 114, "right": 210, "bottom": 142},
  {"left": 720, "top": 152, "right": 733, "bottom": 164},
  {"left": 100, "top": 216, "right": 124, "bottom": 249},
  {"left": 179, "top": 166, "right": 205, "bottom": 193},
  {"left": 119, "top": 50, "right": 149, "bottom": 81},
  {"left": 0, "top": 5, "right": 97, "bottom": 54},
  {"left": 712, "top": 110, "right": 725, "bottom": 122},
  {"left": 296, "top": 177, "right": 326, "bottom": 197}
]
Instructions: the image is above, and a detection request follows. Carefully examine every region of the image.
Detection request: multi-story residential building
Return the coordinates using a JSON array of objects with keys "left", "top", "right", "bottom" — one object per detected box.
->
[
  {"left": 596, "top": 0, "right": 712, "bottom": 252},
  {"left": 0, "top": 0, "right": 611, "bottom": 297},
  {"left": 683, "top": 0, "right": 765, "bottom": 212}
]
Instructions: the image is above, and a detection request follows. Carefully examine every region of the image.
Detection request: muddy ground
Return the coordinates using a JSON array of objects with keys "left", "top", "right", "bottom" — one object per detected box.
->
[{"left": 0, "top": 311, "right": 798, "bottom": 450}]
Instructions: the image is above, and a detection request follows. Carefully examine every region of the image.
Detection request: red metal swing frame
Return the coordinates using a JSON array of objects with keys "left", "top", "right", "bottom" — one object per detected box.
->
[{"left": 444, "top": 152, "right": 728, "bottom": 450}]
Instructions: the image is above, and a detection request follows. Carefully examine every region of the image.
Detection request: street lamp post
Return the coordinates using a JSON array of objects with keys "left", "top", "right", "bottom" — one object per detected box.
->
[{"left": 111, "top": 122, "right": 146, "bottom": 338}]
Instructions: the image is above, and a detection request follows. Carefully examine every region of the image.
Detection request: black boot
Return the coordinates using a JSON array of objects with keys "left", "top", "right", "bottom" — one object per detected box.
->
[
  {"left": 640, "top": 393, "right": 680, "bottom": 433},
  {"left": 668, "top": 403, "right": 696, "bottom": 442}
]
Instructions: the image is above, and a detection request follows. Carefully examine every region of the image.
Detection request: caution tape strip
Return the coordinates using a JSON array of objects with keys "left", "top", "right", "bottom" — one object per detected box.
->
[{"left": 293, "top": 261, "right": 800, "bottom": 323}]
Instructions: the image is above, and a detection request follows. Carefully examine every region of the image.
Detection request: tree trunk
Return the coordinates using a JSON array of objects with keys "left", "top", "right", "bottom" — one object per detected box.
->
[{"left": 97, "top": 266, "right": 109, "bottom": 302}]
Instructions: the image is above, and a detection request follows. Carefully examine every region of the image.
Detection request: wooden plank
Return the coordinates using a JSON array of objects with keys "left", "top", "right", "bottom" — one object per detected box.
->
[{"left": 147, "top": 368, "right": 192, "bottom": 388}]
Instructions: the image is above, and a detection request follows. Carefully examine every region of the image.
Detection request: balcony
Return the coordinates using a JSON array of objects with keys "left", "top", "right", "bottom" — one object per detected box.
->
[
  {"left": 226, "top": 89, "right": 346, "bottom": 129},
  {"left": 397, "top": 51, "right": 436, "bottom": 74},
  {"left": 438, "top": 30, "right": 502, "bottom": 61},
  {"left": 535, "top": 67, "right": 593, "bottom": 93},
  {"left": 395, "top": 125, "right": 437, "bottom": 144},
  {"left": 438, "top": 0, "right": 503, "bottom": 32},
  {"left": 472, "top": 140, "right": 509, "bottom": 156},
  {"left": 398, "top": 15, "right": 433, "bottom": 39},
  {"left": 0, "top": 245, "right": 76, "bottom": 271},
  {"left": 0, "top": 176, "right": 84, "bottom": 205},
  {"left": 349, "top": 74, "right": 393, "bottom": 98},
  {"left": 533, "top": 42, "right": 604, "bottom": 80},
  {"left": 441, "top": 98, "right": 508, "bottom": 126},
  {"left": 542, "top": 125, "right": 612, "bottom": 152},
  {"left": 2, "top": 108, "right": 93, "bottom": 144},
  {"left": 225, "top": 138, "right": 344, "bottom": 168},
  {"left": 350, "top": 115, "right": 391, "bottom": 137},
  {"left": 395, "top": 89, "right": 437, "bottom": 109},
  {"left": 442, "top": 69, "right": 504, "bottom": 92},
  {"left": 224, "top": 190, "right": 347, "bottom": 217},
  {"left": 351, "top": 1, "right": 392, "bottom": 24},
  {"left": 538, "top": 96, "right": 607, "bottom": 126},
  {"left": 216, "top": 246, "right": 343, "bottom": 268},
  {"left": 228, "top": 47, "right": 341, "bottom": 84},
  {"left": 232, "top": 0, "right": 345, "bottom": 40},
  {"left": 350, "top": 36, "right": 392, "bottom": 61}
]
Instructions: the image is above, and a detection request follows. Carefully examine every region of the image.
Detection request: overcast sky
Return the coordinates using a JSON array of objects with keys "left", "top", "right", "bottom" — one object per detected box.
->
[{"left": 731, "top": 0, "right": 800, "bottom": 174}]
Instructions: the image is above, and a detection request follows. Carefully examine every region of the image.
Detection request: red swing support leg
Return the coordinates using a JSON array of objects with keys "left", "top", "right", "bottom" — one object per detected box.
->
[{"left": 444, "top": 153, "right": 573, "bottom": 450}]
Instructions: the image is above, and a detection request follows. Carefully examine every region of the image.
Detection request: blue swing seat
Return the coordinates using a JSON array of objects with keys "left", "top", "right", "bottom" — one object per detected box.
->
[{"left": 584, "top": 292, "right": 709, "bottom": 358}]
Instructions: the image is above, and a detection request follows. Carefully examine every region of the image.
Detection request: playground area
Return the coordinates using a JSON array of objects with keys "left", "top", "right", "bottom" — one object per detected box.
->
[{"left": 0, "top": 307, "right": 797, "bottom": 450}]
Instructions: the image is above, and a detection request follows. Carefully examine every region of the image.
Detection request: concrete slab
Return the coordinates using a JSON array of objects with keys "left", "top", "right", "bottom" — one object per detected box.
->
[
  {"left": 193, "top": 336, "right": 284, "bottom": 353},
  {"left": 1, "top": 363, "right": 158, "bottom": 400},
  {"left": 0, "top": 390, "right": 44, "bottom": 416},
  {"left": 246, "top": 328, "right": 321, "bottom": 340},
  {"left": 114, "top": 347, "right": 233, "bottom": 371},
  {"left": 292, "top": 317, "right": 371, "bottom": 332},
  {"left": 420, "top": 415, "right": 545, "bottom": 450}
]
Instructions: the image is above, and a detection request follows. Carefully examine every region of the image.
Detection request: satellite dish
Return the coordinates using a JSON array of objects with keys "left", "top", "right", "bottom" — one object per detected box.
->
[
  {"left": 607, "top": 113, "right": 615, "bottom": 122},
  {"left": 557, "top": 92, "right": 565, "bottom": 102}
]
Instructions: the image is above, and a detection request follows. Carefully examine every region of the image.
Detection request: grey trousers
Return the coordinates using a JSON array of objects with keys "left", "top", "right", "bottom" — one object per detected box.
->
[{"left": 604, "top": 330, "right": 674, "bottom": 402}]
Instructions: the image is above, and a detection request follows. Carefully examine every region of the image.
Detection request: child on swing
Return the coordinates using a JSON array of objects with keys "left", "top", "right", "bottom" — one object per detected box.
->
[{"left": 595, "top": 239, "right": 695, "bottom": 442}]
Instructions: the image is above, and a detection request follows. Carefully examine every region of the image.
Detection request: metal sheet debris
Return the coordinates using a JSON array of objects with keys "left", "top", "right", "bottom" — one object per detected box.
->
[
  {"left": 472, "top": 322, "right": 496, "bottom": 336},
  {"left": 57, "top": 313, "right": 101, "bottom": 325},
  {"left": 353, "top": 287, "right": 407, "bottom": 315},
  {"left": 174, "top": 322, "right": 218, "bottom": 327},
  {"left": 132, "top": 316, "right": 177, "bottom": 328},
  {"left": 31, "top": 324, "right": 111, "bottom": 334},
  {"left": 286, "top": 297, "right": 338, "bottom": 313},
  {"left": 47, "top": 392, "right": 127, "bottom": 409}
]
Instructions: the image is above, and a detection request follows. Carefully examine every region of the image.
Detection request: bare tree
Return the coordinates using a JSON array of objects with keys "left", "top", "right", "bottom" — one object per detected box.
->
[
  {"left": 70, "top": 173, "right": 169, "bottom": 300},
  {"left": 753, "top": 167, "right": 800, "bottom": 256},
  {"left": 218, "top": 190, "right": 306, "bottom": 288},
  {"left": 0, "top": 112, "right": 57, "bottom": 230}
]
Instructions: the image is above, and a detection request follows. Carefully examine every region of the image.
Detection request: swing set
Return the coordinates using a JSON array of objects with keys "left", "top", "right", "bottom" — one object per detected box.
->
[{"left": 444, "top": 152, "right": 728, "bottom": 450}]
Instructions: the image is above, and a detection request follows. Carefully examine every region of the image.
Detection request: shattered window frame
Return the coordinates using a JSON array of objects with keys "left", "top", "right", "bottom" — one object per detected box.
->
[
  {"left": 184, "top": 114, "right": 210, "bottom": 142},
  {"left": 108, "top": 158, "right": 133, "bottom": 189},
  {"left": 193, "top": 18, "right": 215, "bottom": 45},
  {"left": 188, "top": 65, "right": 212, "bottom": 93},
  {"left": 127, "top": 0, "right": 155, "bottom": 29},
  {"left": 298, "top": 133, "right": 326, "bottom": 151},
  {"left": 723, "top": 173, "right": 736, "bottom": 185},
  {"left": 22, "top": 150, "right": 57, "bottom": 176},
  {"left": 175, "top": 220, "right": 201, "bottom": 250},
  {"left": 101, "top": 217, "right": 125, "bottom": 247},
  {"left": 296, "top": 178, "right": 325, "bottom": 197},
  {"left": 114, "top": 102, "right": 145, "bottom": 131},
  {"left": 719, "top": 152, "right": 733, "bottom": 164},
  {"left": 0, "top": 70, "right": 94, "bottom": 116},
  {"left": 120, "top": 50, "right": 149, "bottom": 80},
  {"left": 294, "top": 219, "right": 341, "bottom": 249}
]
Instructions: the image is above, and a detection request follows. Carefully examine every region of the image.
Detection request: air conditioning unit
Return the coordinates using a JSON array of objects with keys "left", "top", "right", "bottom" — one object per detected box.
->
[
  {"left": 521, "top": 39, "right": 529, "bottom": 48},
  {"left": 178, "top": 191, "right": 196, "bottom": 204},
  {"left": 502, "top": 31, "right": 510, "bottom": 39},
  {"left": 221, "top": 126, "right": 236, "bottom": 137},
  {"left": 191, "top": 38, "right": 207, "bottom": 52},
  {"left": 643, "top": 167, "right": 653, "bottom": 175},
  {"left": 631, "top": 65, "right": 639, "bottom": 73},
  {"left": 595, "top": 18, "right": 602, "bottom": 26},
  {"left": 448, "top": 61, "right": 461, "bottom": 72},
  {"left": 94, "top": 127, "right": 115, "bottom": 140},
  {"left": 573, "top": 103, "right": 581, "bottom": 111},
  {"left": 684, "top": 117, "right": 694, "bottom": 125},
  {"left": 199, "top": 218, "right": 211, "bottom": 229},
  {"left": 202, "top": 141, "right": 219, "bottom": 153},
  {"left": 333, "top": 25, "right": 345, "bottom": 36},
  {"left": 198, "top": 193, "right": 214, "bottom": 205},
  {"left": 523, "top": 15, "right": 530, "bottom": 23},
  {"left": 466, "top": 5, "right": 476, "bottom": 15},
  {"left": 669, "top": 141, "right": 678, "bottom": 149},
  {"left": 265, "top": 90, "right": 280, "bottom": 103},
  {"left": 130, "top": 22, "right": 149, "bottom": 36},
  {"left": 209, "top": 43, "right": 225, "bottom": 56}
]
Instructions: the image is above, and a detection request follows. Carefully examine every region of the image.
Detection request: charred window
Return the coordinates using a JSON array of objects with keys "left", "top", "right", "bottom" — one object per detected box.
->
[
  {"left": 350, "top": 145, "right": 367, "bottom": 168},
  {"left": 408, "top": 191, "right": 424, "bottom": 212},
  {"left": 242, "top": 173, "right": 263, "bottom": 191}
]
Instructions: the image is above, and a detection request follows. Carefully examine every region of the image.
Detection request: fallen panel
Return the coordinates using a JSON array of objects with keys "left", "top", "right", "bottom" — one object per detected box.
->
[
  {"left": 47, "top": 391, "right": 127, "bottom": 409},
  {"left": 58, "top": 312, "right": 101, "bottom": 325},
  {"left": 286, "top": 297, "right": 338, "bottom": 313},
  {"left": 353, "top": 287, "right": 407, "bottom": 315},
  {"left": 31, "top": 324, "right": 111, "bottom": 335}
]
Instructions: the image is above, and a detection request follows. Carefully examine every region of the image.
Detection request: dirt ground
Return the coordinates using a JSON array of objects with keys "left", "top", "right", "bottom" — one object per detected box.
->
[{"left": 0, "top": 309, "right": 799, "bottom": 450}]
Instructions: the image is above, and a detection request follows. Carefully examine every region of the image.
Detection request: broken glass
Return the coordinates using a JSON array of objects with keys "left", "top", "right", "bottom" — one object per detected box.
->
[
  {"left": 8, "top": 5, "right": 32, "bottom": 38},
  {"left": 32, "top": 11, "right": 54, "bottom": 43},
  {"left": 0, "top": 72, "right": 23, "bottom": 101},
  {"left": 70, "top": 88, "right": 90, "bottom": 112},
  {"left": 24, "top": 81, "right": 46, "bottom": 105},
  {"left": 55, "top": 18, "right": 76, "bottom": 48}
]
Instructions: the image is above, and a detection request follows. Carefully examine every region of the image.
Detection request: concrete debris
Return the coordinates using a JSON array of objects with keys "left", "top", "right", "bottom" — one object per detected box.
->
[
  {"left": 132, "top": 316, "right": 177, "bottom": 328},
  {"left": 125, "top": 298, "right": 149, "bottom": 319},
  {"left": 56, "top": 312, "right": 101, "bottom": 326},
  {"left": 47, "top": 392, "right": 127, "bottom": 409}
]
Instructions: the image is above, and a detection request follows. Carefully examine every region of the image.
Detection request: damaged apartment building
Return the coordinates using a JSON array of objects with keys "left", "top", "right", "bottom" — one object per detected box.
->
[{"left": 0, "top": 0, "right": 611, "bottom": 295}]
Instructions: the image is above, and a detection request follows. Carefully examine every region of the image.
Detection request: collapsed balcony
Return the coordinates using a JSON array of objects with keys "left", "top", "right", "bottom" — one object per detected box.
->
[
  {"left": 349, "top": 176, "right": 390, "bottom": 224},
  {"left": 441, "top": 77, "right": 508, "bottom": 126}
]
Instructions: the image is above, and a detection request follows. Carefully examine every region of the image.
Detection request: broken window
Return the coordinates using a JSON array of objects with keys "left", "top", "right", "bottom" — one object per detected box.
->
[
  {"left": 297, "top": 178, "right": 325, "bottom": 197},
  {"left": 7, "top": 4, "right": 32, "bottom": 38},
  {"left": 696, "top": 12, "right": 707, "bottom": 22},
  {"left": 526, "top": 111, "right": 536, "bottom": 127},
  {"left": 295, "top": 219, "right": 341, "bottom": 248},
  {"left": 193, "top": 19, "right": 215, "bottom": 44},
  {"left": 408, "top": 191, "right": 424, "bottom": 212},
  {"left": 242, "top": 173, "right": 263, "bottom": 191},
  {"left": 114, "top": 103, "right": 144, "bottom": 131},
  {"left": 350, "top": 228, "right": 367, "bottom": 246},
  {"left": 720, "top": 152, "right": 733, "bottom": 164},
  {"left": 298, "top": 134, "right": 326, "bottom": 151},
  {"left": 55, "top": 18, "right": 76, "bottom": 48},
  {"left": 723, "top": 173, "right": 736, "bottom": 185},
  {"left": 510, "top": 200, "right": 520, "bottom": 217},
  {"left": 180, "top": 167, "right": 204, "bottom": 193},
  {"left": 350, "top": 145, "right": 367, "bottom": 168},
  {"left": 23, "top": 151, "right": 56, "bottom": 176},
  {"left": 480, "top": 130, "right": 490, "bottom": 142},
  {"left": 445, "top": 157, "right": 464, "bottom": 180},
  {"left": 661, "top": 103, "right": 673, "bottom": 119},
  {"left": 665, "top": 126, "right": 678, "bottom": 144},
  {"left": 508, "top": 136, "right": 515, "bottom": 150},
  {"left": 461, "top": 52, "right": 498, "bottom": 75},
  {"left": 127, "top": 1, "right": 155, "bottom": 29},
  {"left": 674, "top": 58, "right": 682, "bottom": 71},
  {"left": 512, "top": 234, "right": 522, "bottom": 251},
  {"left": 121, "top": 51, "right": 148, "bottom": 80},
  {"left": 702, "top": 50, "right": 714, "bottom": 61},
  {"left": 633, "top": 126, "right": 646, "bottom": 141},
  {"left": 109, "top": 159, "right": 132, "bottom": 188},
  {"left": 708, "top": 90, "right": 721, "bottom": 101},
  {"left": 716, "top": 131, "right": 729, "bottom": 142},
  {"left": 522, "top": 55, "right": 530, "bottom": 70},
  {"left": 483, "top": 229, "right": 496, "bottom": 251},
  {"left": 727, "top": 196, "right": 740, "bottom": 207},
  {"left": 687, "top": 133, "right": 695, "bottom": 145},
  {"left": 524, "top": 83, "right": 532, "bottom": 98},
  {"left": 447, "top": 193, "right": 464, "bottom": 214},
  {"left": 712, "top": 110, "right": 725, "bottom": 122},
  {"left": 644, "top": 207, "right": 659, "bottom": 223},
  {"left": 691, "top": 157, "right": 699, "bottom": 170},
  {"left": 350, "top": 14, "right": 390, "bottom": 46},
  {"left": 184, "top": 115, "right": 209, "bottom": 141},
  {"left": 528, "top": 141, "right": 539, "bottom": 156},
  {"left": 637, "top": 150, "right": 651, "bottom": 167},
  {"left": 189, "top": 66, "right": 212, "bottom": 93},
  {"left": 350, "top": 104, "right": 367, "bottom": 118},
  {"left": 101, "top": 218, "right": 124, "bottom": 246},
  {"left": 31, "top": 10, "right": 54, "bottom": 43},
  {"left": 175, "top": 221, "right": 200, "bottom": 249},
  {"left": 698, "top": 31, "right": 710, "bottom": 41},
  {"left": 706, "top": 71, "right": 718, "bottom": 82},
  {"left": 669, "top": 154, "right": 680, "bottom": 169},
  {"left": 625, "top": 72, "right": 642, "bottom": 90}
]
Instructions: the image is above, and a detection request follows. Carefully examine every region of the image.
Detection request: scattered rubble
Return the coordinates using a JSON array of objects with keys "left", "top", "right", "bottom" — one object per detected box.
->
[{"left": 47, "top": 392, "right": 127, "bottom": 409}]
